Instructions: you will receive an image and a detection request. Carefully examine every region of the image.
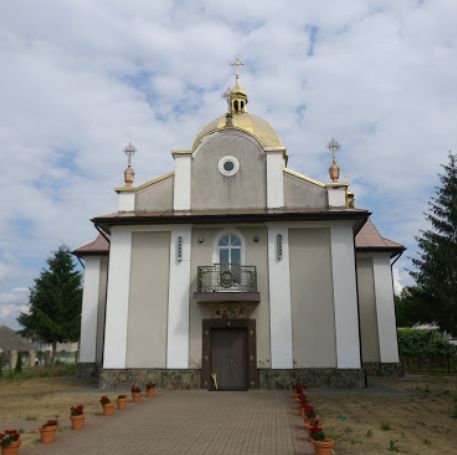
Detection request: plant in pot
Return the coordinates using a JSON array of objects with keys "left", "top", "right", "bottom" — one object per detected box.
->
[
  {"left": 131, "top": 384, "right": 141, "bottom": 403},
  {"left": 303, "top": 403, "right": 317, "bottom": 427},
  {"left": 309, "top": 424, "right": 334, "bottom": 455},
  {"left": 100, "top": 396, "right": 114, "bottom": 416},
  {"left": 0, "top": 429, "right": 21, "bottom": 455},
  {"left": 116, "top": 394, "right": 128, "bottom": 410},
  {"left": 145, "top": 381, "right": 156, "bottom": 397},
  {"left": 70, "top": 404, "right": 85, "bottom": 430},
  {"left": 39, "top": 420, "right": 58, "bottom": 444},
  {"left": 297, "top": 394, "right": 309, "bottom": 416}
]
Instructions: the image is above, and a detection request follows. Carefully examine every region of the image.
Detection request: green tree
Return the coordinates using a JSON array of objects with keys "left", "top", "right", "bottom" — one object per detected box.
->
[
  {"left": 410, "top": 152, "right": 457, "bottom": 336},
  {"left": 17, "top": 246, "right": 82, "bottom": 364}
]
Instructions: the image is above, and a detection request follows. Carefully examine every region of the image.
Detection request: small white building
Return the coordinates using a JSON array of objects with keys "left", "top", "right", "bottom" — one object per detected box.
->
[{"left": 74, "top": 72, "right": 404, "bottom": 389}]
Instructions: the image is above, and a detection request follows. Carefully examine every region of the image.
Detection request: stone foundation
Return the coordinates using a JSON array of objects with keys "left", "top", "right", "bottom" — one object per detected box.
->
[
  {"left": 258, "top": 368, "right": 367, "bottom": 389},
  {"left": 99, "top": 369, "right": 201, "bottom": 390},
  {"left": 76, "top": 362, "right": 99, "bottom": 379},
  {"left": 363, "top": 362, "right": 403, "bottom": 377}
]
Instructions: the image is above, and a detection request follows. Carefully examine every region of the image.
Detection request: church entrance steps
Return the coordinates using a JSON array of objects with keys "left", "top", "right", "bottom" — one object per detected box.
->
[{"left": 22, "top": 390, "right": 313, "bottom": 455}]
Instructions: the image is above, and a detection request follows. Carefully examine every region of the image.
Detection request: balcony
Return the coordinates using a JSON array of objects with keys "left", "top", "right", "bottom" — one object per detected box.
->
[{"left": 193, "top": 264, "right": 260, "bottom": 302}]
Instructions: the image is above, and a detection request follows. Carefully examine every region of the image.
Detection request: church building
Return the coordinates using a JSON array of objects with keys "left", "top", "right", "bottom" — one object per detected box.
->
[{"left": 74, "top": 67, "right": 404, "bottom": 389}]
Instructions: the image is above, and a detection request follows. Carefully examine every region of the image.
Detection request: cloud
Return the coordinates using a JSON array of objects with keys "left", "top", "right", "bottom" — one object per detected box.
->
[
  {"left": 0, "top": 288, "right": 30, "bottom": 327},
  {"left": 0, "top": 0, "right": 456, "bottom": 316}
]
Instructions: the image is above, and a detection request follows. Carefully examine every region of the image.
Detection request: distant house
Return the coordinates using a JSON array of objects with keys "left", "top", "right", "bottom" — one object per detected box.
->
[{"left": 0, "top": 325, "right": 36, "bottom": 370}]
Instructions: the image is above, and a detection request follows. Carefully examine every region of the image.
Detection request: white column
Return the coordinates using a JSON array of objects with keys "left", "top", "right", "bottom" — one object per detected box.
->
[
  {"left": 330, "top": 224, "right": 361, "bottom": 368},
  {"left": 372, "top": 254, "right": 399, "bottom": 363},
  {"left": 79, "top": 256, "right": 101, "bottom": 363},
  {"left": 266, "top": 151, "right": 285, "bottom": 208},
  {"left": 103, "top": 228, "right": 132, "bottom": 368},
  {"left": 167, "top": 226, "right": 192, "bottom": 368},
  {"left": 327, "top": 184, "right": 347, "bottom": 208},
  {"left": 173, "top": 155, "right": 191, "bottom": 210},
  {"left": 267, "top": 225, "right": 293, "bottom": 368},
  {"left": 118, "top": 191, "right": 135, "bottom": 211}
]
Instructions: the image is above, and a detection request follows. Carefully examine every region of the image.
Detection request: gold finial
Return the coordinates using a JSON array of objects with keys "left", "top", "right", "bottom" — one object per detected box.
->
[
  {"left": 327, "top": 138, "right": 340, "bottom": 182},
  {"left": 230, "top": 58, "right": 244, "bottom": 85},
  {"left": 123, "top": 142, "right": 137, "bottom": 187}
]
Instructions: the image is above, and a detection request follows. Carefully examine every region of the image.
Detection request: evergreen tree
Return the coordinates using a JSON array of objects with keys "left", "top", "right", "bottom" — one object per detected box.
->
[
  {"left": 410, "top": 152, "right": 457, "bottom": 336},
  {"left": 17, "top": 246, "right": 82, "bottom": 363}
]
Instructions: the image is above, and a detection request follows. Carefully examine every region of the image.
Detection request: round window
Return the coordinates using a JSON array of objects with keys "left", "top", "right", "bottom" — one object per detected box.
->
[{"left": 218, "top": 156, "right": 239, "bottom": 177}]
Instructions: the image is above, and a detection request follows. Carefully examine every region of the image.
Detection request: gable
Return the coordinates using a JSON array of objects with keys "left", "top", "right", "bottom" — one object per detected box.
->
[
  {"left": 135, "top": 173, "right": 174, "bottom": 211},
  {"left": 283, "top": 170, "right": 327, "bottom": 209}
]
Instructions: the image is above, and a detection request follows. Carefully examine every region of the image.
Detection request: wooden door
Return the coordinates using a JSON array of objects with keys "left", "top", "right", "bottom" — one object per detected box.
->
[{"left": 210, "top": 328, "right": 248, "bottom": 390}]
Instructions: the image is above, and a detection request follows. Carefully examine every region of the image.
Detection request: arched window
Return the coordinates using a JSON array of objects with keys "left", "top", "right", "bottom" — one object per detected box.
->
[{"left": 217, "top": 233, "right": 242, "bottom": 265}]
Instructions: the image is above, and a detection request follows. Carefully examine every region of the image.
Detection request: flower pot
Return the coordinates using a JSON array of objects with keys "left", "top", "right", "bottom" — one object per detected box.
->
[
  {"left": 70, "top": 414, "right": 85, "bottom": 430},
  {"left": 131, "top": 392, "right": 141, "bottom": 403},
  {"left": 39, "top": 425, "right": 57, "bottom": 443},
  {"left": 102, "top": 403, "right": 114, "bottom": 416},
  {"left": 116, "top": 398, "right": 128, "bottom": 410},
  {"left": 311, "top": 438, "right": 334, "bottom": 455},
  {"left": 146, "top": 388, "right": 155, "bottom": 397},
  {"left": 304, "top": 417, "right": 313, "bottom": 428},
  {"left": 1, "top": 440, "right": 21, "bottom": 455}
]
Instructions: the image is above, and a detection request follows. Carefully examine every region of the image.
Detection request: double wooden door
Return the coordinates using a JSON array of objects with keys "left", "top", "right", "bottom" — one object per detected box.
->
[{"left": 210, "top": 328, "right": 248, "bottom": 390}]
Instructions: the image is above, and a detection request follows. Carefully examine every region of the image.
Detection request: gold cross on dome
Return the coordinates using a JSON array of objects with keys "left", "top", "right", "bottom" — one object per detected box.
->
[
  {"left": 327, "top": 138, "right": 340, "bottom": 163},
  {"left": 230, "top": 58, "right": 244, "bottom": 81}
]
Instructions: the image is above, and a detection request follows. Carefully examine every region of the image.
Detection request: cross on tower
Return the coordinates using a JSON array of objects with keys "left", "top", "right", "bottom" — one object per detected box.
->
[
  {"left": 230, "top": 58, "right": 244, "bottom": 82},
  {"left": 327, "top": 138, "right": 340, "bottom": 164},
  {"left": 124, "top": 142, "right": 137, "bottom": 166}
]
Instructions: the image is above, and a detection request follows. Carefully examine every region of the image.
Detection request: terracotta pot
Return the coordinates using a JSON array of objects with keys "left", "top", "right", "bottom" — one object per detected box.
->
[
  {"left": 131, "top": 392, "right": 141, "bottom": 403},
  {"left": 303, "top": 417, "right": 313, "bottom": 428},
  {"left": 116, "top": 398, "right": 128, "bottom": 410},
  {"left": 70, "top": 414, "right": 85, "bottom": 430},
  {"left": 102, "top": 402, "right": 114, "bottom": 416},
  {"left": 1, "top": 440, "right": 21, "bottom": 455},
  {"left": 311, "top": 438, "right": 334, "bottom": 455},
  {"left": 39, "top": 425, "right": 57, "bottom": 443},
  {"left": 146, "top": 388, "right": 155, "bottom": 397},
  {"left": 298, "top": 407, "right": 304, "bottom": 417}
]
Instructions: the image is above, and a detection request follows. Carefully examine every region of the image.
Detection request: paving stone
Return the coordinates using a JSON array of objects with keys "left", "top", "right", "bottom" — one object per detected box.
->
[{"left": 22, "top": 390, "right": 313, "bottom": 455}]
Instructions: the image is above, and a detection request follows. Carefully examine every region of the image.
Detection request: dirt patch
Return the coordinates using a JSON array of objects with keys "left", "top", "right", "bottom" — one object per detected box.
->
[{"left": 310, "top": 375, "right": 457, "bottom": 454}]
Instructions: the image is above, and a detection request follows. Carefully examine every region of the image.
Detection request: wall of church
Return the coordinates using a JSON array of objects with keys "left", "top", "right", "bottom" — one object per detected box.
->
[
  {"left": 95, "top": 256, "right": 108, "bottom": 365},
  {"left": 126, "top": 231, "right": 170, "bottom": 368},
  {"left": 283, "top": 173, "right": 327, "bottom": 208},
  {"left": 356, "top": 257, "right": 381, "bottom": 363},
  {"left": 188, "top": 225, "right": 271, "bottom": 369},
  {"left": 135, "top": 175, "right": 174, "bottom": 211},
  {"left": 288, "top": 228, "right": 337, "bottom": 367},
  {"left": 191, "top": 133, "right": 267, "bottom": 210}
]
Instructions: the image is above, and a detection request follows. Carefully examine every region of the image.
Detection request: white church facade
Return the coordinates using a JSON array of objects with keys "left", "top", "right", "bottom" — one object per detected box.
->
[{"left": 74, "top": 71, "right": 404, "bottom": 389}]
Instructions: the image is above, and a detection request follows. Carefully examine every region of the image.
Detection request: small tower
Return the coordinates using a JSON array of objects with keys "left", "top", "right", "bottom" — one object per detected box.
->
[
  {"left": 224, "top": 58, "right": 248, "bottom": 114},
  {"left": 123, "top": 142, "right": 137, "bottom": 187},
  {"left": 327, "top": 138, "right": 340, "bottom": 183}
]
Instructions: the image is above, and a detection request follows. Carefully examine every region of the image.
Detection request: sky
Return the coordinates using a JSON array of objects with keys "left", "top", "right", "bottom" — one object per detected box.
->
[{"left": 0, "top": 0, "right": 456, "bottom": 329}]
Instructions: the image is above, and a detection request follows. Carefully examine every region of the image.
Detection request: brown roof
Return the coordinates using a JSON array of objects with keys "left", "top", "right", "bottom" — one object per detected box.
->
[
  {"left": 0, "top": 325, "right": 34, "bottom": 352},
  {"left": 355, "top": 218, "right": 405, "bottom": 253},
  {"left": 73, "top": 234, "right": 109, "bottom": 256}
]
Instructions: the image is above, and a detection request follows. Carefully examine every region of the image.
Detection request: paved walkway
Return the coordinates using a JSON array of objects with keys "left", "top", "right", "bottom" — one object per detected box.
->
[{"left": 23, "top": 390, "right": 313, "bottom": 455}]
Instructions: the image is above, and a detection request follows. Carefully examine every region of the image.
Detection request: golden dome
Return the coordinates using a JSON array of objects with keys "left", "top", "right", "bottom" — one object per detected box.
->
[{"left": 192, "top": 112, "right": 284, "bottom": 150}]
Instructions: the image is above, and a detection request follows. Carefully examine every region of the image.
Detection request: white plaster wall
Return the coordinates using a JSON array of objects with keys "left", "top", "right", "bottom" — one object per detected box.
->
[
  {"left": 79, "top": 256, "right": 101, "bottom": 363},
  {"left": 266, "top": 153, "right": 285, "bottom": 208},
  {"left": 167, "top": 226, "right": 192, "bottom": 368},
  {"left": 373, "top": 254, "right": 399, "bottom": 363},
  {"left": 173, "top": 156, "right": 191, "bottom": 210},
  {"left": 330, "top": 224, "right": 361, "bottom": 368},
  {"left": 118, "top": 192, "right": 135, "bottom": 211},
  {"left": 327, "top": 187, "right": 346, "bottom": 207},
  {"left": 267, "top": 224, "right": 293, "bottom": 368},
  {"left": 103, "top": 228, "right": 132, "bottom": 368}
]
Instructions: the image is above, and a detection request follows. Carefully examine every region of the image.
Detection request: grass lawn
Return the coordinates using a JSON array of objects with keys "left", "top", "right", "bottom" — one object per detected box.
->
[{"left": 312, "top": 374, "right": 457, "bottom": 454}]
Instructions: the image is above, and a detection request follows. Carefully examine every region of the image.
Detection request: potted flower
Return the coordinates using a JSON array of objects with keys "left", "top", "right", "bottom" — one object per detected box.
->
[
  {"left": 309, "top": 424, "right": 334, "bottom": 455},
  {"left": 303, "top": 403, "right": 317, "bottom": 427},
  {"left": 39, "top": 420, "right": 58, "bottom": 444},
  {"left": 131, "top": 384, "right": 141, "bottom": 403},
  {"left": 116, "top": 394, "right": 128, "bottom": 410},
  {"left": 0, "top": 430, "right": 21, "bottom": 455},
  {"left": 70, "top": 404, "right": 85, "bottom": 430},
  {"left": 145, "top": 382, "right": 156, "bottom": 397},
  {"left": 297, "top": 394, "right": 309, "bottom": 416},
  {"left": 99, "top": 396, "right": 114, "bottom": 416}
]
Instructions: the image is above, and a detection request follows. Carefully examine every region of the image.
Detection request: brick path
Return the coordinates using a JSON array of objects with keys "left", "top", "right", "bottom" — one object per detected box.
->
[{"left": 22, "top": 390, "right": 312, "bottom": 455}]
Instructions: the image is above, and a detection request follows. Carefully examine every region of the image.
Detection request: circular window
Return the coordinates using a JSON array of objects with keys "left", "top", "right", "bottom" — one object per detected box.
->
[{"left": 218, "top": 156, "right": 239, "bottom": 177}]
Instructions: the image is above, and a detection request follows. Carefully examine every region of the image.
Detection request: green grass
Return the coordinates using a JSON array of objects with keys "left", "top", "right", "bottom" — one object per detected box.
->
[
  {"left": 380, "top": 421, "right": 392, "bottom": 431},
  {"left": 0, "top": 364, "right": 76, "bottom": 381}
]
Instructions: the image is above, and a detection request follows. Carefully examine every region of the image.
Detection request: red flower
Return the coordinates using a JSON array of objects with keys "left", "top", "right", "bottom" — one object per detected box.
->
[
  {"left": 100, "top": 395, "right": 110, "bottom": 405},
  {"left": 70, "top": 404, "right": 84, "bottom": 416},
  {"left": 0, "top": 434, "right": 4, "bottom": 439}
]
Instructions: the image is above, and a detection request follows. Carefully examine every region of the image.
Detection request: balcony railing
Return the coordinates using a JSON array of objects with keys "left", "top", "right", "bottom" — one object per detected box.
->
[{"left": 197, "top": 264, "right": 257, "bottom": 293}]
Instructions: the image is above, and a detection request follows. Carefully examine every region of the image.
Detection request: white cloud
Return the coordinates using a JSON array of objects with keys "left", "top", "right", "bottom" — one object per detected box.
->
[
  {"left": 0, "top": 0, "right": 456, "bottom": 308},
  {"left": 0, "top": 287, "right": 30, "bottom": 326}
]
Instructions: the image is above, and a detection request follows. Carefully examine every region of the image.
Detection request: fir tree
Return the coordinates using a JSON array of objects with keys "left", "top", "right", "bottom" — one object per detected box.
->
[
  {"left": 18, "top": 246, "right": 82, "bottom": 363},
  {"left": 410, "top": 152, "right": 457, "bottom": 336}
]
